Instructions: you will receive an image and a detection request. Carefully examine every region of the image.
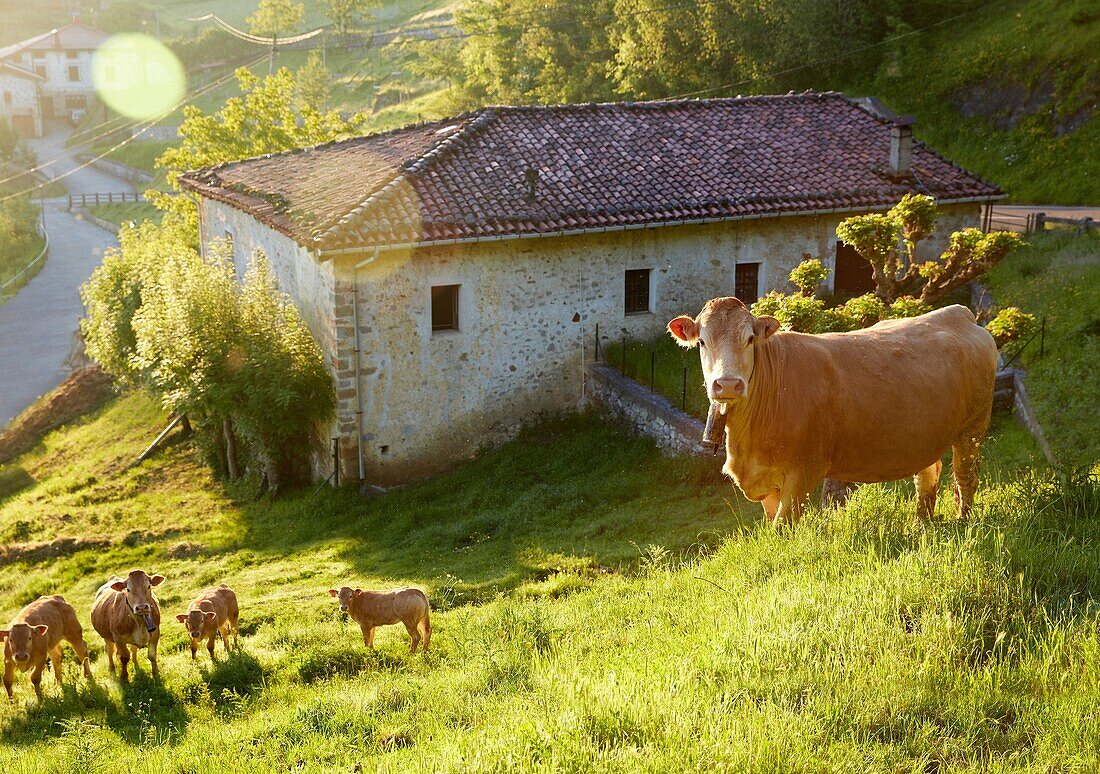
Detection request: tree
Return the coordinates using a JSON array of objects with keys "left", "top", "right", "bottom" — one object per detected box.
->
[
  {"left": 295, "top": 51, "right": 332, "bottom": 112},
  {"left": 247, "top": 0, "right": 305, "bottom": 38},
  {"left": 0, "top": 117, "right": 18, "bottom": 166},
  {"left": 836, "top": 194, "right": 1022, "bottom": 305},
  {"left": 322, "top": 0, "right": 380, "bottom": 42}
]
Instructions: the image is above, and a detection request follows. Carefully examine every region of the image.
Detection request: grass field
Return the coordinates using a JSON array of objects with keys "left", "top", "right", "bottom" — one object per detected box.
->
[{"left": 0, "top": 366, "right": 1093, "bottom": 769}]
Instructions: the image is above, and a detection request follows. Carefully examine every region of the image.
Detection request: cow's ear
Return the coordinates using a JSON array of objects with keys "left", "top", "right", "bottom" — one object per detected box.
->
[
  {"left": 0, "top": 630, "right": 8, "bottom": 642},
  {"left": 327, "top": 589, "right": 338, "bottom": 597},
  {"left": 753, "top": 315, "right": 780, "bottom": 341},
  {"left": 353, "top": 589, "right": 363, "bottom": 597},
  {"left": 176, "top": 614, "right": 188, "bottom": 624},
  {"left": 149, "top": 574, "right": 165, "bottom": 586},
  {"left": 205, "top": 611, "right": 218, "bottom": 621},
  {"left": 33, "top": 625, "right": 48, "bottom": 637},
  {"left": 110, "top": 581, "right": 127, "bottom": 592},
  {"left": 667, "top": 316, "right": 699, "bottom": 348}
]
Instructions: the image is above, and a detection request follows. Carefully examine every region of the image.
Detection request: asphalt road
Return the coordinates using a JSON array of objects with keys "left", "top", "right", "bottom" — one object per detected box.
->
[{"left": 0, "top": 123, "right": 132, "bottom": 429}]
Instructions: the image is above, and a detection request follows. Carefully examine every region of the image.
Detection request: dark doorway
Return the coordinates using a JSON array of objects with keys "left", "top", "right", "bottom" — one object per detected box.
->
[
  {"left": 834, "top": 242, "right": 876, "bottom": 296},
  {"left": 40, "top": 96, "right": 54, "bottom": 120},
  {"left": 734, "top": 262, "right": 760, "bottom": 304}
]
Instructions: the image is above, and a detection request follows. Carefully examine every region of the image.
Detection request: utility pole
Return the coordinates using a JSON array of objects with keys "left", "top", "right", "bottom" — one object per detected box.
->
[{"left": 269, "top": 33, "right": 277, "bottom": 74}]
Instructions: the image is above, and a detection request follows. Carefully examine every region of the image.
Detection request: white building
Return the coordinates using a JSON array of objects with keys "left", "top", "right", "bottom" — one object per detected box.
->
[
  {"left": 179, "top": 93, "right": 1003, "bottom": 485},
  {"left": 0, "top": 21, "right": 110, "bottom": 137}
]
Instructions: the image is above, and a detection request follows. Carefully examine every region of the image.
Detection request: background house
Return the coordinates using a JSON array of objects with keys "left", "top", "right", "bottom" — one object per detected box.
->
[
  {"left": 0, "top": 20, "right": 109, "bottom": 136},
  {"left": 179, "top": 92, "right": 1003, "bottom": 485}
]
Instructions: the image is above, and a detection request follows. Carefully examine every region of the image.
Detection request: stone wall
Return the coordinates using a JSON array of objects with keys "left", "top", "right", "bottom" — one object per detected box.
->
[
  {"left": 0, "top": 73, "right": 41, "bottom": 137},
  {"left": 586, "top": 362, "right": 709, "bottom": 456}
]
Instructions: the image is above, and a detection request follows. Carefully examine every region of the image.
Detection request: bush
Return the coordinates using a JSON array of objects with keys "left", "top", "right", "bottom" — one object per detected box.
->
[
  {"left": 296, "top": 641, "right": 368, "bottom": 683},
  {"left": 986, "top": 307, "right": 1039, "bottom": 347}
]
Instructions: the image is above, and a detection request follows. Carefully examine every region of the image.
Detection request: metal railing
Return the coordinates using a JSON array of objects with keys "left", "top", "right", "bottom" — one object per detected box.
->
[{"left": 68, "top": 191, "right": 146, "bottom": 209}]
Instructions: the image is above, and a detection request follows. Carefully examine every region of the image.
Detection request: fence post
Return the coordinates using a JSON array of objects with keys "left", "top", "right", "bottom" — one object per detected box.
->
[
  {"left": 621, "top": 334, "right": 626, "bottom": 375},
  {"left": 1039, "top": 317, "right": 1045, "bottom": 359},
  {"left": 1035, "top": 212, "right": 1045, "bottom": 232},
  {"left": 1083, "top": 217, "right": 1093, "bottom": 234},
  {"left": 650, "top": 349, "right": 655, "bottom": 390},
  {"left": 681, "top": 367, "right": 687, "bottom": 411},
  {"left": 332, "top": 437, "right": 339, "bottom": 488},
  {"left": 594, "top": 322, "right": 600, "bottom": 362}
]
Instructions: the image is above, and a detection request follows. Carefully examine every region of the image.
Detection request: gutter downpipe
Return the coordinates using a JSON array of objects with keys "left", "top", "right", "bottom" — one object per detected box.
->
[{"left": 351, "top": 267, "right": 366, "bottom": 484}]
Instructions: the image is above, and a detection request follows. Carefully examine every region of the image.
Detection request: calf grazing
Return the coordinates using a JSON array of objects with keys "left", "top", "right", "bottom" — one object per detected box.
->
[
  {"left": 90, "top": 569, "right": 165, "bottom": 681},
  {"left": 175, "top": 584, "right": 239, "bottom": 660},
  {"left": 669, "top": 300, "right": 997, "bottom": 525},
  {"left": 1, "top": 595, "right": 92, "bottom": 699},
  {"left": 328, "top": 586, "right": 431, "bottom": 653}
]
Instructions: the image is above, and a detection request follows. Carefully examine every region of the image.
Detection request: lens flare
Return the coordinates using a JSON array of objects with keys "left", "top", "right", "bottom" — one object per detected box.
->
[{"left": 93, "top": 34, "right": 186, "bottom": 120}]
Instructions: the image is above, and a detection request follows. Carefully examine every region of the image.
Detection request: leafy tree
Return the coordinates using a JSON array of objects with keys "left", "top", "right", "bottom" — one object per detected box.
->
[
  {"left": 0, "top": 117, "right": 19, "bottom": 166},
  {"left": 247, "top": 0, "right": 305, "bottom": 38},
  {"left": 789, "top": 257, "right": 829, "bottom": 296},
  {"left": 836, "top": 194, "right": 1022, "bottom": 304},
  {"left": 987, "top": 307, "right": 1039, "bottom": 348},
  {"left": 322, "top": 0, "right": 380, "bottom": 42},
  {"left": 295, "top": 51, "right": 332, "bottom": 112}
]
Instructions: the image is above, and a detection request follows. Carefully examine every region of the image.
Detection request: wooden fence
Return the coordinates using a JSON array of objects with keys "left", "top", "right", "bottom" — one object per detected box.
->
[
  {"left": 984, "top": 206, "right": 1100, "bottom": 234},
  {"left": 68, "top": 191, "right": 146, "bottom": 209}
]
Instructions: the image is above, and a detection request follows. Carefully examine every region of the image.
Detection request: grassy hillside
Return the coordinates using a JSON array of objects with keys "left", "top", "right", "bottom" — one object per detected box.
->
[
  {"left": 855, "top": 0, "right": 1100, "bottom": 204},
  {"left": 984, "top": 230, "right": 1100, "bottom": 467},
  {"left": 1, "top": 376, "right": 1096, "bottom": 769}
]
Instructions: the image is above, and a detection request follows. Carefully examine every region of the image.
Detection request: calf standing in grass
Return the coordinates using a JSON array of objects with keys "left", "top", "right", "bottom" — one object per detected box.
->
[
  {"left": 328, "top": 586, "right": 431, "bottom": 653},
  {"left": 90, "top": 569, "right": 164, "bottom": 681},
  {"left": 2, "top": 595, "right": 92, "bottom": 699},
  {"left": 176, "top": 584, "right": 239, "bottom": 661}
]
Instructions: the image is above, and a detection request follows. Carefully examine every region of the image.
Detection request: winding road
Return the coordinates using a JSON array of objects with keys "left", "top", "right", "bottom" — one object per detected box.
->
[{"left": 0, "top": 123, "right": 133, "bottom": 428}]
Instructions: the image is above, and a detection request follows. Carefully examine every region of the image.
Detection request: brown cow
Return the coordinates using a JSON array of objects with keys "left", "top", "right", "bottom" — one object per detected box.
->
[
  {"left": 175, "top": 584, "right": 239, "bottom": 661},
  {"left": 328, "top": 586, "right": 431, "bottom": 653},
  {"left": 90, "top": 570, "right": 164, "bottom": 681},
  {"left": 668, "top": 299, "right": 997, "bottom": 525},
  {"left": 1, "top": 595, "right": 92, "bottom": 699}
]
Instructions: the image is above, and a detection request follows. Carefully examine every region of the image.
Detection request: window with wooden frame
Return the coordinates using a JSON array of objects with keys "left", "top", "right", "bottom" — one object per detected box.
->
[
  {"left": 624, "top": 269, "right": 651, "bottom": 314},
  {"left": 431, "top": 284, "right": 460, "bottom": 332},
  {"left": 67, "top": 65, "right": 79, "bottom": 81}
]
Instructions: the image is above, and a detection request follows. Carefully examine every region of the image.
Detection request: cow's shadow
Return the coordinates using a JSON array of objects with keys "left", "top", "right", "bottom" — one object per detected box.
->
[{"left": 106, "top": 670, "right": 188, "bottom": 744}]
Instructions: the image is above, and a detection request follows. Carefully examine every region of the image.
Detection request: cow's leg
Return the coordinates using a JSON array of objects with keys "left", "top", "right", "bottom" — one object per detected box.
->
[
  {"left": 952, "top": 432, "right": 984, "bottom": 519},
  {"left": 206, "top": 634, "right": 216, "bottom": 661},
  {"left": 128, "top": 643, "right": 140, "bottom": 670},
  {"left": 31, "top": 662, "right": 45, "bottom": 696},
  {"left": 103, "top": 640, "right": 116, "bottom": 674},
  {"left": 190, "top": 639, "right": 197, "bottom": 660},
  {"left": 403, "top": 619, "right": 421, "bottom": 654},
  {"left": 149, "top": 631, "right": 160, "bottom": 678},
  {"left": 420, "top": 614, "right": 431, "bottom": 652},
  {"left": 67, "top": 636, "right": 92, "bottom": 679},
  {"left": 50, "top": 645, "right": 64, "bottom": 684},
  {"left": 221, "top": 623, "right": 232, "bottom": 652},
  {"left": 360, "top": 624, "right": 375, "bottom": 649},
  {"left": 776, "top": 474, "right": 815, "bottom": 526},
  {"left": 914, "top": 460, "right": 943, "bottom": 522},
  {"left": 4, "top": 660, "right": 13, "bottom": 699},
  {"left": 118, "top": 647, "right": 130, "bottom": 683}
]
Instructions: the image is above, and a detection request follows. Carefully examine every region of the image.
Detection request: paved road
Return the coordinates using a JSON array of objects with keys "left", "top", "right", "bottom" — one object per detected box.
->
[{"left": 0, "top": 123, "right": 131, "bottom": 428}]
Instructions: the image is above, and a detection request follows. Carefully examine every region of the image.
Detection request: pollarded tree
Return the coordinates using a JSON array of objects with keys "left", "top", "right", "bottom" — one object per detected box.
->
[
  {"left": 836, "top": 194, "right": 1022, "bottom": 305},
  {"left": 322, "top": 0, "right": 379, "bottom": 43}
]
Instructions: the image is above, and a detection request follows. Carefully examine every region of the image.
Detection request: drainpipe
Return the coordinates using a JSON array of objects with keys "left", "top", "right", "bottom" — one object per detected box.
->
[{"left": 351, "top": 271, "right": 366, "bottom": 484}]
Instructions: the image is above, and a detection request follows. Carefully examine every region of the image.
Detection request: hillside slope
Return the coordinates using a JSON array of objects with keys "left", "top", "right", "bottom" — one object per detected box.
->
[
  {"left": 855, "top": 0, "right": 1100, "bottom": 204},
  {"left": 0, "top": 384, "right": 1096, "bottom": 770}
]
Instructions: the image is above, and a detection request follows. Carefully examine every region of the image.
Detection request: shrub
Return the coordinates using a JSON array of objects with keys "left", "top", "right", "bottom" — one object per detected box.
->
[
  {"left": 986, "top": 307, "right": 1039, "bottom": 347},
  {"left": 789, "top": 257, "right": 830, "bottom": 296}
]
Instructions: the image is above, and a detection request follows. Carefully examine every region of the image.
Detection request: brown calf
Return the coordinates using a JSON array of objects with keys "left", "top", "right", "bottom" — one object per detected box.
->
[
  {"left": 175, "top": 584, "right": 239, "bottom": 660},
  {"left": 1, "top": 595, "right": 92, "bottom": 699},
  {"left": 90, "top": 570, "right": 164, "bottom": 682},
  {"left": 328, "top": 586, "right": 431, "bottom": 653}
]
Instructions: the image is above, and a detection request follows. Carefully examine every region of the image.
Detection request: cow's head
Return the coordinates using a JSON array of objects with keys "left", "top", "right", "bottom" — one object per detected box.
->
[
  {"left": 328, "top": 587, "right": 361, "bottom": 613},
  {"left": 0, "top": 623, "right": 49, "bottom": 662},
  {"left": 175, "top": 610, "right": 216, "bottom": 641},
  {"left": 668, "top": 296, "right": 779, "bottom": 404},
  {"left": 110, "top": 569, "right": 165, "bottom": 618}
]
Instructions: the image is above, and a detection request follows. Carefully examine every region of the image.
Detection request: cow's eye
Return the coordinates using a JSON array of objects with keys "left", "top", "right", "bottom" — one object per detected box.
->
[
  {"left": 699, "top": 340, "right": 706, "bottom": 349},
  {"left": 746, "top": 335, "right": 755, "bottom": 348}
]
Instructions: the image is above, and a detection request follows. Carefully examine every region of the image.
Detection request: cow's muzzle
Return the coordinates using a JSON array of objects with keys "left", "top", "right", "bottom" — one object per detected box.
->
[
  {"left": 189, "top": 630, "right": 202, "bottom": 640},
  {"left": 339, "top": 605, "right": 348, "bottom": 613},
  {"left": 710, "top": 376, "right": 747, "bottom": 402},
  {"left": 13, "top": 653, "right": 29, "bottom": 663}
]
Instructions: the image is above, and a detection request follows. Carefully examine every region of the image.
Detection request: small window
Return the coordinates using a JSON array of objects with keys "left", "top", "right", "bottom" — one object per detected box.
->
[
  {"left": 431, "top": 284, "right": 460, "bottom": 332},
  {"left": 624, "top": 269, "right": 651, "bottom": 315},
  {"left": 734, "top": 262, "right": 761, "bottom": 304},
  {"left": 3, "top": 92, "right": 11, "bottom": 106},
  {"left": 68, "top": 65, "right": 80, "bottom": 81},
  {"left": 66, "top": 51, "right": 78, "bottom": 59},
  {"left": 34, "top": 65, "right": 46, "bottom": 78}
]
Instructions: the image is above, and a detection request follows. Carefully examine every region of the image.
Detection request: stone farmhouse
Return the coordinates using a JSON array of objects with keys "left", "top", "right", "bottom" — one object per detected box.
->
[
  {"left": 0, "top": 20, "right": 110, "bottom": 137},
  {"left": 179, "top": 92, "right": 1002, "bottom": 485}
]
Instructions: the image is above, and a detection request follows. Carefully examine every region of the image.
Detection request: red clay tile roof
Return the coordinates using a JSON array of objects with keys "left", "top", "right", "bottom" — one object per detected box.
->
[{"left": 178, "top": 92, "right": 1003, "bottom": 253}]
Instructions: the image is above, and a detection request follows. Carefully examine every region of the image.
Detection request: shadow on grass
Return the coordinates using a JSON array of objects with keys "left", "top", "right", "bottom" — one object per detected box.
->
[
  {"left": 107, "top": 671, "right": 188, "bottom": 744},
  {"left": 227, "top": 414, "right": 751, "bottom": 601},
  {"left": 199, "top": 649, "right": 267, "bottom": 712},
  {"left": 0, "top": 465, "right": 35, "bottom": 503}
]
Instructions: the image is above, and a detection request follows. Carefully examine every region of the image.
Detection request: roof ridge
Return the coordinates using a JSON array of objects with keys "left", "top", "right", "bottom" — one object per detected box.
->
[{"left": 314, "top": 108, "right": 499, "bottom": 245}]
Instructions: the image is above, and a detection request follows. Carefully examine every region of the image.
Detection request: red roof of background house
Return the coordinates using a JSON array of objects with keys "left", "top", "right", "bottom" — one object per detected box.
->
[{"left": 178, "top": 92, "right": 1004, "bottom": 253}]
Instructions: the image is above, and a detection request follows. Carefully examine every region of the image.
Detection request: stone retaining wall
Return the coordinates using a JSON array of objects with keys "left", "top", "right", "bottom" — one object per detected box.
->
[{"left": 586, "top": 362, "right": 710, "bottom": 456}]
